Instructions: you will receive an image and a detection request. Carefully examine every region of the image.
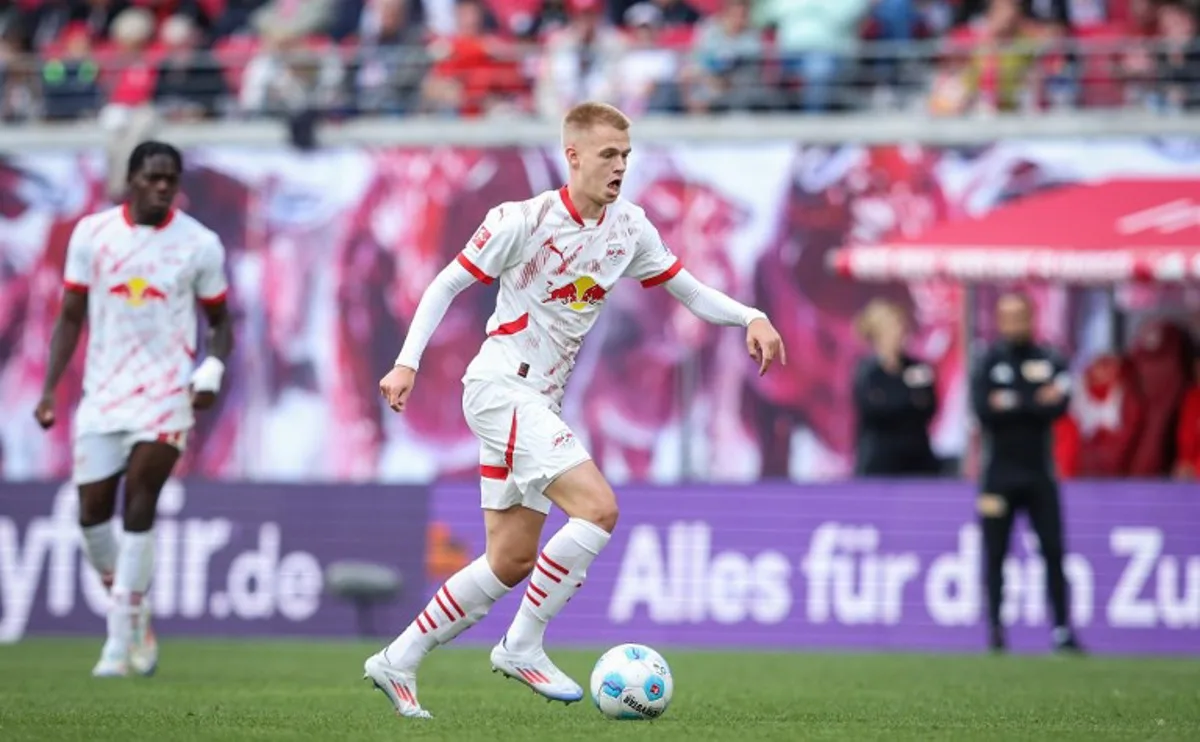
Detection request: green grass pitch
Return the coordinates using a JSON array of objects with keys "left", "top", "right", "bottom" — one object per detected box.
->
[{"left": 0, "top": 639, "right": 1197, "bottom": 741}]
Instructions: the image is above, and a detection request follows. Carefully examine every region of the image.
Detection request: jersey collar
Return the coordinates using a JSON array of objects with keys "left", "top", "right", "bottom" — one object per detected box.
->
[
  {"left": 559, "top": 186, "right": 605, "bottom": 227},
  {"left": 123, "top": 203, "right": 176, "bottom": 231}
]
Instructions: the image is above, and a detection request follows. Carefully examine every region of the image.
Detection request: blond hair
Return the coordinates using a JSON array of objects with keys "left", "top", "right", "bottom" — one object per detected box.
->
[
  {"left": 855, "top": 299, "right": 908, "bottom": 342},
  {"left": 562, "top": 102, "right": 631, "bottom": 145}
]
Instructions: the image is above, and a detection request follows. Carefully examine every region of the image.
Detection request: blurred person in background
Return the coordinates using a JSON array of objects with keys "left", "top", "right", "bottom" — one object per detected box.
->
[
  {"left": 1070, "top": 353, "right": 1143, "bottom": 477},
  {"left": 608, "top": 0, "right": 700, "bottom": 29},
  {"left": 251, "top": 0, "right": 335, "bottom": 38},
  {"left": 1153, "top": 0, "right": 1200, "bottom": 111},
  {"left": 353, "top": 0, "right": 429, "bottom": 115},
  {"left": 852, "top": 298, "right": 940, "bottom": 476},
  {"left": 240, "top": 26, "right": 345, "bottom": 117},
  {"left": 421, "top": 0, "right": 523, "bottom": 117},
  {"left": 153, "top": 13, "right": 229, "bottom": 120},
  {"left": 1173, "top": 354, "right": 1200, "bottom": 479},
  {"left": 100, "top": 6, "right": 161, "bottom": 201},
  {"left": 534, "top": 0, "right": 625, "bottom": 118},
  {"left": 614, "top": 3, "right": 677, "bottom": 115},
  {"left": 0, "top": 25, "right": 38, "bottom": 121},
  {"left": 970, "top": 292, "right": 1083, "bottom": 655},
  {"left": 929, "top": 0, "right": 1040, "bottom": 115},
  {"left": 39, "top": 22, "right": 100, "bottom": 120},
  {"left": 753, "top": 0, "right": 871, "bottom": 112},
  {"left": 211, "top": 0, "right": 269, "bottom": 38},
  {"left": 681, "top": 0, "right": 771, "bottom": 114}
]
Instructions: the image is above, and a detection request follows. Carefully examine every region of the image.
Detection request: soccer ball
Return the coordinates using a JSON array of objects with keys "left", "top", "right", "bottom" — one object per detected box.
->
[{"left": 589, "top": 643, "right": 673, "bottom": 720}]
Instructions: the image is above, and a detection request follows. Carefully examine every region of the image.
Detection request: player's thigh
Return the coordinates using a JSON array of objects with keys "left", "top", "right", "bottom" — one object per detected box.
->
[
  {"left": 508, "top": 403, "right": 606, "bottom": 524},
  {"left": 124, "top": 432, "right": 186, "bottom": 498},
  {"left": 483, "top": 505, "right": 546, "bottom": 587},
  {"left": 73, "top": 432, "right": 129, "bottom": 488}
]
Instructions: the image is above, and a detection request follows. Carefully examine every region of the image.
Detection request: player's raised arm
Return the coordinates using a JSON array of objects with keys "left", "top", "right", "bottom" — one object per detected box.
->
[
  {"left": 379, "top": 205, "right": 525, "bottom": 412},
  {"left": 625, "top": 218, "right": 786, "bottom": 376},
  {"left": 190, "top": 234, "right": 234, "bottom": 411},
  {"left": 35, "top": 219, "right": 93, "bottom": 429}
]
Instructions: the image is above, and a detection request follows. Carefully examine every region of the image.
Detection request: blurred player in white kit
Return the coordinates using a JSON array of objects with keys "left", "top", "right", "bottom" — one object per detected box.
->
[
  {"left": 35, "top": 141, "right": 234, "bottom": 678},
  {"left": 368, "top": 102, "right": 786, "bottom": 718}
]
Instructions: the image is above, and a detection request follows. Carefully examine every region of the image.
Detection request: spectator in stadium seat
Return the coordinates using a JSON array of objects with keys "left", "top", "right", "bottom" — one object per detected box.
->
[
  {"left": 354, "top": 0, "right": 429, "bottom": 114},
  {"left": 39, "top": 22, "right": 101, "bottom": 120},
  {"left": 1173, "top": 356, "right": 1200, "bottom": 479},
  {"left": 681, "top": 0, "right": 771, "bottom": 113},
  {"left": 211, "top": 0, "right": 269, "bottom": 38},
  {"left": 930, "top": 0, "right": 1040, "bottom": 115},
  {"left": 421, "top": 0, "right": 523, "bottom": 117},
  {"left": 615, "top": 3, "right": 679, "bottom": 114},
  {"left": 851, "top": 299, "right": 940, "bottom": 477},
  {"left": 609, "top": 0, "right": 700, "bottom": 29},
  {"left": 153, "top": 14, "right": 229, "bottom": 120},
  {"left": 240, "top": 26, "right": 346, "bottom": 116},
  {"left": 251, "top": 0, "right": 335, "bottom": 38},
  {"left": 534, "top": 0, "right": 625, "bottom": 118},
  {"left": 752, "top": 0, "right": 871, "bottom": 112},
  {"left": 0, "top": 28, "right": 40, "bottom": 122},
  {"left": 1153, "top": 0, "right": 1200, "bottom": 111},
  {"left": 98, "top": 6, "right": 162, "bottom": 200}
]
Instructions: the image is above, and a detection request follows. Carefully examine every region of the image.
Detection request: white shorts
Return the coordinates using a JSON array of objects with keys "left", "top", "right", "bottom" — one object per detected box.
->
[
  {"left": 73, "top": 429, "right": 189, "bottom": 486},
  {"left": 461, "top": 381, "right": 591, "bottom": 515}
]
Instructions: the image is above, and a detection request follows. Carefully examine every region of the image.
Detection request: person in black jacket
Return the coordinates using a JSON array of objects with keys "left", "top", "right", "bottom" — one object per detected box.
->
[
  {"left": 852, "top": 299, "right": 939, "bottom": 476},
  {"left": 970, "top": 291, "right": 1083, "bottom": 654}
]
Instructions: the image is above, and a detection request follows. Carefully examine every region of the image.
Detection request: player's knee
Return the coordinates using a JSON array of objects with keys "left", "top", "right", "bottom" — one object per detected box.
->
[
  {"left": 122, "top": 492, "right": 158, "bottom": 532},
  {"left": 579, "top": 497, "right": 619, "bottom": 533},
  {"left": 77, "top": 488, "right": 117, "bottom": 526},
  {"left": 488, "top": 548, "right": 537, "bottom": 588}
]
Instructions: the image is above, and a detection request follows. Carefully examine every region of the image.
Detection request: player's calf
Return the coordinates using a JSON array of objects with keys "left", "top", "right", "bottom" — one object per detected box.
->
[{"left": 500, "top": 462, "right": 616, "bottom": 658}]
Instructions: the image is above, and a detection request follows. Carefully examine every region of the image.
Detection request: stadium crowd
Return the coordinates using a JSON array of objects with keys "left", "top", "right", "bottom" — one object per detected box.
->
[{"left": 0, "top": 0, "right": 1196, "bottom": 123}]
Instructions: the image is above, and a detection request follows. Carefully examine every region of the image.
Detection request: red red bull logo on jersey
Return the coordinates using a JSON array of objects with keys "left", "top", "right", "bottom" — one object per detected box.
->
[
  {"left": 542, "top": 276, "right": 607, "bottom": 311},
  {"left": 108, "top": 277, "right": 167, "bottom": 307}
]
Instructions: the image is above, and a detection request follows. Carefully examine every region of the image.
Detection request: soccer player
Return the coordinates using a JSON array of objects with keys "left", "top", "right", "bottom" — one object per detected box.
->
[
  {"left": 34, "top": 141, "right": 233, "bottom": 677},
  {"left": 366, "top": 102, "right": 786, "bottom": 718}
]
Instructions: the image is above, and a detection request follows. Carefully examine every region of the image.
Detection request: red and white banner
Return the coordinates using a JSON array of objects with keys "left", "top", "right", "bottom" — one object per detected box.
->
[{"left": 830, "top": 179, "right": 1200, "bottom": 283}]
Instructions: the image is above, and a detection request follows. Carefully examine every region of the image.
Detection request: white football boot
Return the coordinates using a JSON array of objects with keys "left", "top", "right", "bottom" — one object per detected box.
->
[
  {"left": 129, "top": 601, "right": 158, "bottom": 677},
  {"left": 362, "top": 652, "right": 433, "bottom": 719},
  {"left": 91, "top": 637, "right": 129, "bottom": 678},
  {"left": 489, "top": 638, "right": 584, "bottom": 703}
]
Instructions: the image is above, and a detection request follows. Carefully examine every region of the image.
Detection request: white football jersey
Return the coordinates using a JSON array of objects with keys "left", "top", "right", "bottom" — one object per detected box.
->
[
  {"left": 460, "top": 187, "right": 681, "bottom": 406},
  {"left": 63, "top": 205, "right": 228, "bottom": 435}
]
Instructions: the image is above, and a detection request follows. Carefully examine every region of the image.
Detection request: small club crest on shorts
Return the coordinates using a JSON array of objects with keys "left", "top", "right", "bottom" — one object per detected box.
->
[{"left": 517, "top": 363, "right": 529, "bottom": 378}]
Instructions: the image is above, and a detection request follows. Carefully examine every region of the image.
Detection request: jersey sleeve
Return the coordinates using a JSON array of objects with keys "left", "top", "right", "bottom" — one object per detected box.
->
[
  {"left": 63, "top": 219, "right": 93, "bottom": 292},
  {"left": 624, "top": 217, "right": 683, "bottom": 288},
  {"left": 455, "top": 205, "right": 526, "bottom": 284},
  {"left": 194, "top": 234, "right": 229, "bottom": 305}
]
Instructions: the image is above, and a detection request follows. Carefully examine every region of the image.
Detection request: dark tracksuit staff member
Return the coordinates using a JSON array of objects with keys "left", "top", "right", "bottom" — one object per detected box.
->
[
  {"left": 970, "top": 292, "right": 1082, "bottom": 654},
  {"left": 853, "top": 299, "right": 939, "bottom": 476}
]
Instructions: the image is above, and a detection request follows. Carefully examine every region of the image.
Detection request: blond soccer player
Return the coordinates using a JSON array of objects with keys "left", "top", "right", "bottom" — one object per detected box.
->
[{"left": 366, "top": 103, "right": 785, "bottom": 718}]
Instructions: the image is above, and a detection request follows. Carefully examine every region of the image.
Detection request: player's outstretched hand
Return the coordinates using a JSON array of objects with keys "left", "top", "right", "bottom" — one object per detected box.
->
[
  {"left": 191, "top": 390, "right": 218, "bottom": 410},
  {"left": 33, "top": 394, "right": 55, "bottom": 429},
  {"left": 380, "top": 364, "right": 417, "bottom": 413},
  {"left": 747, "top": 318, "right": 786, "bottom": 376}
]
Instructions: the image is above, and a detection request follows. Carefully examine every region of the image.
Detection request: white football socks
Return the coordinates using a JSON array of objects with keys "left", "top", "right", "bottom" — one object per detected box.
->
[
  {"left": 80, "top": 520, "right": 118, "bottom": 588},
  {"left": 107, "top": 529, "right": 155, "bottom": 656},
  {"left": 384, "top": 556, "right": 510, "bottom": 671},
  {"left": 503, "top": 518, "right": 611, "bottom": 654}
]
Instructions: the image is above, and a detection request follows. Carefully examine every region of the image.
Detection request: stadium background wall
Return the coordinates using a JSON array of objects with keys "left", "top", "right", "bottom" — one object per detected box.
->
[
  {"left": 3, "top": 139, "right": 1200, "bottom": 484},
  {"left": 1, "top": 479, "right": 1197, "bottom": 653}
]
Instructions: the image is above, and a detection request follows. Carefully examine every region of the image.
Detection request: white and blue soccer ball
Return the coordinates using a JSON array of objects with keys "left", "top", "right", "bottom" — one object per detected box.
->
[{"left": 589, "top": 643, "right": 673, "bottom": 720}]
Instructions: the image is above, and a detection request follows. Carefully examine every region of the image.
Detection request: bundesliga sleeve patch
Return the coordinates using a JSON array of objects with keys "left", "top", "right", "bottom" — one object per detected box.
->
[{"left": 472, "top": 225, "right": 492, "bottom": 249}]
